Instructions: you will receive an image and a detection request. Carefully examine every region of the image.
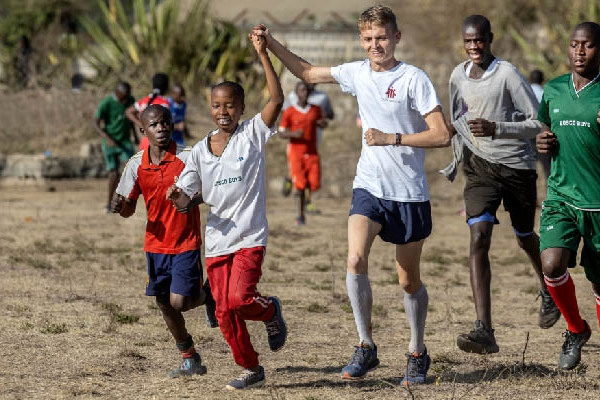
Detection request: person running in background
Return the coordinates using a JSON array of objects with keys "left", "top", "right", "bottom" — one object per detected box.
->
[
  {"left": 278, "top": 81, "right": 323, "bottom": 225},
  {"left": 536, "top": 22, "right": 600, "bottom": 371},
  {"left": 281, "top": 83, "right": 333, "bottom": 212},
  {"left": 126, "top": 72, "right": 170, "bottom": 150},
  {"left": 167, "top": 33, "right": 287, "bottom": 391},
  {"left": 111, "top": 104, "right": 214, "bottom": 378},
  {"left": 529, "top": 69, "right": 551, "bottom": 179},
  {"left": 444, "top": 15, "right": 558, "bottom": 356},
  {"left": 168, "top": 84, "right": 191, "bottom": 146},
  {"left": 253, "top": 5, "right": 450, "bottom": 385},
  {"left": 93, "top": 81, "right": 135, "bottom": 213}
]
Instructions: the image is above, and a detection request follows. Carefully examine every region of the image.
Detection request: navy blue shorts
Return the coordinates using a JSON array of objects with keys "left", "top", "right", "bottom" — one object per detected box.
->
[
  {"left": 145, "top": 250, "right": 202, "bottom": 297},
  {"left": 349, "top": 188, "right": 432, "bottom": 245}
]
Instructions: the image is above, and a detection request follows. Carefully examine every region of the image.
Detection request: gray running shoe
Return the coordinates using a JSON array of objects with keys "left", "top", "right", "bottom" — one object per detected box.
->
[
  {"left": 457, "top": 320, "right": 499, "bottom": 354},
  {"left": 264, "top": 296, "right": 287, "bottom": 351},
  {"left": 168, "top": 353, "right": 207, "bottom": 378},
  {"left": 341, "top": 344, "right": 379, "bottom": 380},
  {"left": 558, "top": 321, "right": 591, "bottom": 370},
  {"left": 225, "top": 366, "right": 265, "bottom": 390},
  {"left": 538, "top": 289, "right": 561, "bottom": 329},
  {"left": 401, "top": 346, "right": 431, "bottom": 386}
]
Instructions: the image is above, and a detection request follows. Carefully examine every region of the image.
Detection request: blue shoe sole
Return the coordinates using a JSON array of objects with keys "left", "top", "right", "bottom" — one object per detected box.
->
[{"left": 341, "top": 359, "right": 380, "bottom": 381}]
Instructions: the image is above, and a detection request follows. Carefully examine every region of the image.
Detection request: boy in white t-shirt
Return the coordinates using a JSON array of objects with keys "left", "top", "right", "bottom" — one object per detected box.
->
[
  {"left": 166, "top": 34, "right": 286, "bottom": 391},
  {"left": 252, "top": 5, "right": 450, "bottom": 385}
]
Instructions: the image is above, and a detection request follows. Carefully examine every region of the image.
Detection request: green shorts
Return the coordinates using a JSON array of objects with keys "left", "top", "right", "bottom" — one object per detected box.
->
[
  {"left": 539, "top": 199, "right": 600, "bottom": 284},
  {"left": 102, "top": 140, "right": 134, "bottom": 172}
]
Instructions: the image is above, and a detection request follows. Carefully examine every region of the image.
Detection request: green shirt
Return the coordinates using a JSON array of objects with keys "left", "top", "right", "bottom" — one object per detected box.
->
[
  {"left": 538, "top": 73, "right": 600, "bottom": 209},
  {"left": 94, "top": 94, "right": 135, "bottom": 144}
]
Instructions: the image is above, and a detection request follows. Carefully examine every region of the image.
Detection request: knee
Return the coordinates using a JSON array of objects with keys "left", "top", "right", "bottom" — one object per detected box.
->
[
  {"left": 227, "top": 291, "right": 251, "bottom": 312},
  {"left": 470, "top": 229, "right": 491, "bottom": 251},
  {"left": 399, "top": 277, "right": 421, "bottom": 294},
  {"left": 347, "top": 254, "right": 367, "bottom": 274},
  {"left": 541, "top": 253, "right": 566, "bottom": 278},
  {"left": 170, "top": 298, "right": 185, "bottom": 312},
  {"left": 155, "top": 296, "right": 172, "bottom": 312}
]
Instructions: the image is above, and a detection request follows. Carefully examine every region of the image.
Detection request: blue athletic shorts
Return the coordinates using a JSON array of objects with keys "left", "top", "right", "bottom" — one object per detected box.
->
[
  {"left": 145, "top": 250, "right": 202, "bottom": 297},
  {"left": 349, "top": 188, "right": 432, "bottom": 245}
]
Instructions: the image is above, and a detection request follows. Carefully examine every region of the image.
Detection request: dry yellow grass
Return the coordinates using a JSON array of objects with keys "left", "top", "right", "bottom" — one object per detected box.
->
[{"left": 1, "top": 126, "right": 599, "bottom": 399}]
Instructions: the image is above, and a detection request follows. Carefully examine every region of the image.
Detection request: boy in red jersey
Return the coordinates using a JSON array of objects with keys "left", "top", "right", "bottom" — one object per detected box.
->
[
  {"left": 279, "top": 81, "right": 323, "bottom": 225},
  {"left": 111, "top": 104, "right": 213, "bottom": 378}
]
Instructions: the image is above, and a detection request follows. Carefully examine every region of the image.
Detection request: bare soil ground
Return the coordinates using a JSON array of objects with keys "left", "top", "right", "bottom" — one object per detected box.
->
[{"left": 1, "top": 127, "right": 600, "bottom": 399}]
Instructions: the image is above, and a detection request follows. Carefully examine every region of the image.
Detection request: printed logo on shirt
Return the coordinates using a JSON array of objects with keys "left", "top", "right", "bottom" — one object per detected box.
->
[
  {"left": 214, "top": 176, "right": 243, "bottom": 187},
  {"left": 553, "top": 108, "right": 560, "bottom": 113},
  {"left": 237, "top": 157, "right": 244, "bottom": 161},
  {"left": 546, "top": 225, "right": 554, "bottom": 231},
  {"left": 385, "top": 87, "right": 396, "bottom": 99},
  {"left": 559, "top": 119, "right": 591, "bottom": 128}
]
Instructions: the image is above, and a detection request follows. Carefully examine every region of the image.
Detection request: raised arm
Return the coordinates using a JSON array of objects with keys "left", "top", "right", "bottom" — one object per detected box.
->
[
  {"left": 252, "top": 24, "right": 335, "bottom": 84},
  {"left": 363, "top": 106, "right": 451, "bottom": 148},
  {"left": 250, "top": 33, "right": 284, "bottom": 128}
]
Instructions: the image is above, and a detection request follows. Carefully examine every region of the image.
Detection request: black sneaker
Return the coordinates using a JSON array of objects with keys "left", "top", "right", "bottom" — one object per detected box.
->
[
  {"left": 456, "top": 320, "right": 499, "bottom": 354},
  {"left": 558, "top": 321, "right": 591, "bottom": 370},
  {"left": 264, "top": 296, "right": 287, "bottom": 351},
  {"left": 401, "top": 346, "right": 431, "bottom": 385},
  {"left": 225, "top": 366, "right": 265, "bottom": 390},
  {"left": 538, "top": 289, "right": 561, "bottom": 329}
]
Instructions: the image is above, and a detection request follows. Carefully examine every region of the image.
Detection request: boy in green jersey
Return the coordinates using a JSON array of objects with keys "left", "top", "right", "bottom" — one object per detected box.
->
[
  {"left": 536, "top": 22, "right": 600, "bottom": 371},
  {"left": 93, "top": 81, "right": 136, "bottom": 212}
]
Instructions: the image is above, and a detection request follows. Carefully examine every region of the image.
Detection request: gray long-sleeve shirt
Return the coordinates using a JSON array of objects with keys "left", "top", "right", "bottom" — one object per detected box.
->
[{"left": 446, "top": 59, "right": 541, "bottom": 172}]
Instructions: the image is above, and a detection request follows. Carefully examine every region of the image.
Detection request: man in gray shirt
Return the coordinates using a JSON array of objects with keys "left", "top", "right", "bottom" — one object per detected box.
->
[{"left": 448, "top": 15, "right": 559, "bottom": 354}]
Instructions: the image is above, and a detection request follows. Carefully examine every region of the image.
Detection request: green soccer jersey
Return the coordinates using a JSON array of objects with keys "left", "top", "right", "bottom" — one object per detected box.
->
[
  {"left": 538, "top": 73, "right": 600, "bottom": 208},
  {"left": 94, "top": 94, "right": 135, "bottom": 144}
]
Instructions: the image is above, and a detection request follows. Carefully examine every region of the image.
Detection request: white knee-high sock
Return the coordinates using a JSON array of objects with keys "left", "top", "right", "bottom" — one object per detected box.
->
[
  {"left": 404, "top": 283, "right": 428, "bottom": 354},
  {"left": 346, "top": 271, "right": 374, "bottom": 347}
]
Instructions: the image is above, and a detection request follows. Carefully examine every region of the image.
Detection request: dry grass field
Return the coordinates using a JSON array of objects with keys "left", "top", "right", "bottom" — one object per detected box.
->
[{"left": 1, "top": 125, "right": 600, "bottom": 399}]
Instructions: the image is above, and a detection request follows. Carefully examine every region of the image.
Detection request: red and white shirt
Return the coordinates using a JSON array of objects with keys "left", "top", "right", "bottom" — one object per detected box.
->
[{"left": 116, "top": 141, "right": 201, "bottom": 254}]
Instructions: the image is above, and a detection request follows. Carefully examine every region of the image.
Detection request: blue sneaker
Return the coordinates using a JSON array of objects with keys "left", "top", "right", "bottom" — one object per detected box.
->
[
  {"left": 401, "top": 347, "right": 431, "bottom": 386},
  {"left": 168, "top": 353, "right": 207, "bottom": 378},
  {"left": 341, "top": 344, "right": 379, "bottom": 380},
  {"left": 225, "top": 366, "right": 265, "bottom": 390},
  {"left": 264, "top": 296, "right": 287, "bottom": 351}
]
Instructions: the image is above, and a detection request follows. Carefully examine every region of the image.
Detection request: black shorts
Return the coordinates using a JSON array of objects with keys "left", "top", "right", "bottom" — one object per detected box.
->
[{"left": 463, "top": 151, "right": 537, "bottom": 234}]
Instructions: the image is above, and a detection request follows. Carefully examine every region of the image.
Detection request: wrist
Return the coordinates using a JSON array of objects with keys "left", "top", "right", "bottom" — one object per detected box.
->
[{"left": 395, "top": 133, "right": 403, "bottom": 146}]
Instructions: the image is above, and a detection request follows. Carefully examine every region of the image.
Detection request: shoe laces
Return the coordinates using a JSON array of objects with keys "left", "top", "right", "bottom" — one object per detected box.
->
[
  {"left": 562, "top": 330, "right": 577, "bottom": 352},
  {"left": 237, "top": 368, "right": 258, "bottom": 383},
  {"left": 349, "top": 345, "right": 370, "bottom": 365},
  {"left": 405, "top": 352, "right": 425, "bottom": 377},
  {"left": 538, "top": 290, "right": 554, "bottom": 308}
]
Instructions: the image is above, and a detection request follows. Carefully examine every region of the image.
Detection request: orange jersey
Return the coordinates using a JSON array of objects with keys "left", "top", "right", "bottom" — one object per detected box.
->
[{"left": 279, "top": 104, "right": 322, "bottom": 155}]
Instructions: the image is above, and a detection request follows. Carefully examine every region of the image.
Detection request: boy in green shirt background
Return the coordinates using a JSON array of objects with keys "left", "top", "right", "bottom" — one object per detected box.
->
[{"left": 93, "top": 81, "right": 136, "bottom": 212}]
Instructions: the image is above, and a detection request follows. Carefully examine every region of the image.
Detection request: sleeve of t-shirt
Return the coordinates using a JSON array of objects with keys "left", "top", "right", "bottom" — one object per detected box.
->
[
  {"left": 246, "top": 113, "right": 277, "bottom": 152},
  {"left": 537, "top": 90, "right": 551, "bottom": 127},
  {"left": 494, "top": 68, "right": 542, "bottom": 139},
  {"left": 115, "top": 157, "right": 141, "bottom": 201},
  {"left": 279, "top": 108, "right": 292, "bottom": 130},
  {"left": 330, "top": 61, "right": 363, "bottom": 96},
  {"left": 94, "top": 97, "right": 108, "bottom": 119},
  {"left": 176, "top": 144, "right": 203, "bottom": 198},
  {"left": 408, "top": 69, "right": 441, "bottom": 116}
]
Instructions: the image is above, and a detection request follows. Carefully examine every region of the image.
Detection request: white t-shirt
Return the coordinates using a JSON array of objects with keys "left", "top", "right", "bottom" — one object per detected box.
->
[
  {"left": 330, "top": 60, "right": 440, "bottom": 201},
  {"left": 176, "top": 114, "right": 275, "bottom": 257}
]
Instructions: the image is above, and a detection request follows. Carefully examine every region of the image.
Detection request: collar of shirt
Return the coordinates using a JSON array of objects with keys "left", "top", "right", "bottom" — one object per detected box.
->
[{"left": 141, "top": 140, "right": 177, "bottom": 170}]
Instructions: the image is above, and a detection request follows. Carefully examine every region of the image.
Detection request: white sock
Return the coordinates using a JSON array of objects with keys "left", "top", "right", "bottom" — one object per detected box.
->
[
  {"left": 346, "top": 271, "right": 374, "bottom": 348},
  {"left": 404, "top": 283, "right": 428, "bottom": 354}
]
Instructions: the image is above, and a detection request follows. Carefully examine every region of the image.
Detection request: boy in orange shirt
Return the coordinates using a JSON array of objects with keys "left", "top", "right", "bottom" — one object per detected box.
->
[{"left": 279, "top": 81, "right": 323, "bottom": 225}]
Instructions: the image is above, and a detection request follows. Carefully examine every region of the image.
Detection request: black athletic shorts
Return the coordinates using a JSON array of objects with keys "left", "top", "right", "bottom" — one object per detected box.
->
[{"left": 463, "top": 150, "right": 537, "bottom": 235}]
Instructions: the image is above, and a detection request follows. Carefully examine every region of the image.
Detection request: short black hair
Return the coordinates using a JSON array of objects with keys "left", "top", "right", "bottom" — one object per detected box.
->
[
  {"left": 295, "top": 81, "right": 309, "bottom": 91},
  {"left": 152, "top": 73, "right": 169, "bottom": 94},
  {"left": 529, "top": 69, "right": 544, "bottom": 84},
  {"left": 172, "top": 84, "right": 185, "bottom": 96},
  {"left": 463, "top": 15, "right": 492, "bottom": 36},
  {"left": 211, "top": 81, "right": 245, "bottom": 102},
  {"left": 140, "top": 104, "right": 171, "bottom": 125},
  {"left": 116, "top": 80, "right": 131, "bottom": 95},
  {"left": 573, "top": 22, "right": 600, "bottom": 42}
]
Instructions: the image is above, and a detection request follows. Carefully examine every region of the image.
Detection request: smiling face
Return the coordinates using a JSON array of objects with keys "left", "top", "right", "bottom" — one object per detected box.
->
[
  {"left": 141, "top": 106, "right": 173, "bottom": 148},
  {"left": 359, "top": 23, "right": 401, "bottom": 71},
  {"left": 569, "top": 26, "right": 600, "bottom": 78},
  {"left": 210, "top": 86, "right": 244, "bottom": 134},
  {"left": 462, "top": 24, "right": 493, "bottom": 66}
]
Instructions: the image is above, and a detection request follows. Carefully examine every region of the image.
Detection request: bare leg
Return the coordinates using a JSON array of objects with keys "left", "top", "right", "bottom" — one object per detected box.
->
[{"left": 469, "top": 221, "right": 494, "bottom": 329}]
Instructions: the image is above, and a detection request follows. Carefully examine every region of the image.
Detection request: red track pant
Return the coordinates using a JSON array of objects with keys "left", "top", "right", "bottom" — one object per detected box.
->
[{"left": 206, "top": 246, "right": 275, "bottom": 369}]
